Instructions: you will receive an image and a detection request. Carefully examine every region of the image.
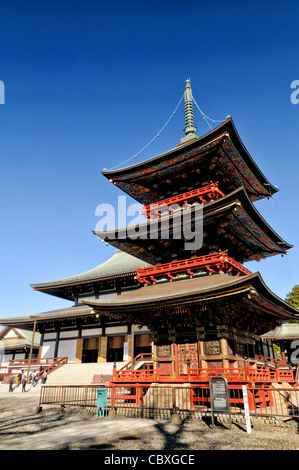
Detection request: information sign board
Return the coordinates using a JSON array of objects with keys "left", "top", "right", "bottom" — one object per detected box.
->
[{"left": 209, "top": 376, "right": 231, "bottom": 429}]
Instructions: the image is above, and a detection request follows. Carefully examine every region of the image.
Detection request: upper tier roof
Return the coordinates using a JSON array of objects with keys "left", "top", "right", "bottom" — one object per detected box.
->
[
  {"left": 30, "top": 250, "right": 151, "bottom": 301},
  {"left": 102, "top": 117, "right": 277, "bottom": 204}
]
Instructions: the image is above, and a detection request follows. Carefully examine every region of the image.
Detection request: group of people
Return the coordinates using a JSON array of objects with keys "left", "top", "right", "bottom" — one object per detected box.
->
[{"left": 8, "top": 370, "right": 47, "bottom": 392}]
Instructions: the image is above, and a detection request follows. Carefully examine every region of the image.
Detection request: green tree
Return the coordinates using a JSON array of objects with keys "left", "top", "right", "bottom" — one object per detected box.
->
[{"left": 285, "top": 285, "right": 299, "bottom": 309}]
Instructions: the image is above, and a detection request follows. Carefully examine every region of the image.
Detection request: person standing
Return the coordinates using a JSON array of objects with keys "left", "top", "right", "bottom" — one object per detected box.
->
[
  {"left": 22, "top": 375, "right": 27, "bottom": 392},
  {"left": 41, "top": 371, "right": 47, "bottom": 384},
  {"left": 19, "top": 371, "right": 24, "bottom": 387},
  {"left": 31, "top": 371, "right": 36, "bottom": 388},
  {"left": 9, "top": 376, "right": 14, "bottom": 392}
]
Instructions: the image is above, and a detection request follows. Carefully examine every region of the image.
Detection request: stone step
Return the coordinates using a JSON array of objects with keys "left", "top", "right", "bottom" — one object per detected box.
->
[
  {"left": 0, "top": 362, "right": 127, "bottom": 391},
  {"left": 45, "top": 362, "right": 126, "bottom": 385}
]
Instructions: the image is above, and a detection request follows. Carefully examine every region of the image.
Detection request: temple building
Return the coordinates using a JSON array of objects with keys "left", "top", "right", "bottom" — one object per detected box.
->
[
  {"left": 0, "top": 327, "right": 41, "bottom": 379},
  {"left": 0, "top": 250, "right": 153, "bottom": 368},
  {"left": 0, "top": 80, "right": 298, "bottom": 387}
]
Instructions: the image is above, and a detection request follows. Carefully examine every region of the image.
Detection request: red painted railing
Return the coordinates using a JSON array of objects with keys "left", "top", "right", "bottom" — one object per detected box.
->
[
  {"left": 135, "top": 251, "right": 251, "bottom": 284},
  {"left": 112, "top": 364, "right": 296, "bottom": 386},
  {"left": 141, "top": 182, "right": 225, "bottom": 219}
]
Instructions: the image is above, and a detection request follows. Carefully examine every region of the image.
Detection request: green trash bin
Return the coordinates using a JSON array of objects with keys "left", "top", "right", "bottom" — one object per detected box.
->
[{"left": 97, "top": 388, "right": 108, "bottom": 417}]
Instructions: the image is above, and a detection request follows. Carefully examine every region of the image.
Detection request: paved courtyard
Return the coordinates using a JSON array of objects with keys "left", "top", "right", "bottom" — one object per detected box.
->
[{"left": 0, "top": 390, "right": 299, "bottom": 451}]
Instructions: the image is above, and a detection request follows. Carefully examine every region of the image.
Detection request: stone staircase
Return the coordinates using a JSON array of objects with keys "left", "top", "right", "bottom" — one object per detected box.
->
[
  {"left": 45, "top": 362, "right": 126, "bottom": 385},
  {"left": 0, "top": 362, "right": 127, "bottom": 393}
]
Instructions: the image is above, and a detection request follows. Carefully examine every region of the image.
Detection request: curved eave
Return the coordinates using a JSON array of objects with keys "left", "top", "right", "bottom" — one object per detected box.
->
[
  {"left": 82, "top": 271, "right": 298, "bottom": 320},
  {"left": 30, "top": 270, "right": 138, "bottom": 300},
  {"left": 93, "top": 186, "right": 292, "bottom": 255},
  {"left": 102, "top": 117, "right": 277, "bottom": 197},
  {"left": 0, "top": 305, "right": 93, "bottom": 329},
  {"left": 30, "top": 251, "right": 152, "bottom": 300},
  {"left": 205, "top": 187, "right": 292, "bottom": 251}
]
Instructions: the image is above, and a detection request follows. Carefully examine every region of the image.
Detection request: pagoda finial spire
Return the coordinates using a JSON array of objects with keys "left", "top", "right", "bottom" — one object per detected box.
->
[{"left": 181, "top": 79, "right": 197, "bottom": 143}]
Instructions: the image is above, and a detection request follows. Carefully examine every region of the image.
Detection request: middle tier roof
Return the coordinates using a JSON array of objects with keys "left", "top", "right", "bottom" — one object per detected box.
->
[{"left": 93, "top": 186, "right": 292, "bottom": 265}]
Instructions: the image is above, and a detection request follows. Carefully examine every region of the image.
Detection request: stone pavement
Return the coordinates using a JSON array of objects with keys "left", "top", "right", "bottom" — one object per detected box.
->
[{"left": 0, "top": 418, "right": 161, "bottom": 450}]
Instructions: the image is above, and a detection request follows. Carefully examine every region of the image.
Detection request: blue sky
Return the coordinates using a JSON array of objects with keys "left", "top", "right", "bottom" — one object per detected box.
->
[{"left": 0, "top": 0, "right": 298, "bottom": 319}]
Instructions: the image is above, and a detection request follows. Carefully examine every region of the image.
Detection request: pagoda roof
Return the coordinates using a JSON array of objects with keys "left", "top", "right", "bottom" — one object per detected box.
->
[
  {"left": 82, "top": 272, "right": 296, "bottom": 315},
  {"left": 93, "top": 187, "right": 292, "bottom": 265},
  {"left": 82, "top": 271, "right": 298, "bottom": 334},
  {"left": 30, "top": 250, "right": 151, "bottom": 301},
  {"left": 102, "top": 117, "right": 277, "bottom": 204},
  {"left": 1, "top": 273, "right": 297, "bottom": 334}
]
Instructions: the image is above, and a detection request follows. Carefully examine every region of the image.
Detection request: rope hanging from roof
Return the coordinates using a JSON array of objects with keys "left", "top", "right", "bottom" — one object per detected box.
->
[
  {"left": 192, "top": 96, "right": 224, "bottom": 130},
  {"left": 108, "top": 91, "right": 185, "bottom": 171},
  {"left": 107, "top": 91, "right": 225, "bottom": 171}
]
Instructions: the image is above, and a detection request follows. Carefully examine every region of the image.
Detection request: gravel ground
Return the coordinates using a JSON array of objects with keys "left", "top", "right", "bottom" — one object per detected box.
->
[{"left": 0, "top": 392, "right": 299, "bottom": 451}]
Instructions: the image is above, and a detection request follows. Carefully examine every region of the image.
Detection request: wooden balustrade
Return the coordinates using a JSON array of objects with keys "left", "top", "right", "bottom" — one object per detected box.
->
[
  {"left": 135, "top": 251, "right": 251, "bottom": 285},
  {"left": 112, "top": 353, "right": 297, "bottom": 387},
  {"left": 141, "top": 183, "right": 225, "bottom": 219}
]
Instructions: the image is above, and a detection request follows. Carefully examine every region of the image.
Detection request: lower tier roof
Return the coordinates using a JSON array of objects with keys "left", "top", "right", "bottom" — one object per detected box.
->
[
  {"left": 83, "top": 272, "right": 298, "bottom": 335},
  {"left": 1, "top": 272, "right": 297, "bottom": 335}
]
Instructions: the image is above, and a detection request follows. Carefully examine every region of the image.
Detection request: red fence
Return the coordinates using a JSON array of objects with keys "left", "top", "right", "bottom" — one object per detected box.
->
[{"left": 39, "top": 384, "right": 299, "bottom": 420}]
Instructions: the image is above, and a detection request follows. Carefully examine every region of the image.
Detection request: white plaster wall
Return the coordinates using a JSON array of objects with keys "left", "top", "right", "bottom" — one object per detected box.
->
[
  {"left": 60, "top": 330, "right": 79, "bottom": 338},
  {"left": 41, "top": 342, "right": 56, "bottom": 359},
  {"left": 106, "top": 326, "right": 127, "bottom": 335},
  {"left": 57, "top": 340, "right": 77, "bottom": 362},
  {"left": 43, "top": 332, "right": 56, "bottom": 340},
  {"left": 81, "top": 328, "right": 102, "bottom": 337}
]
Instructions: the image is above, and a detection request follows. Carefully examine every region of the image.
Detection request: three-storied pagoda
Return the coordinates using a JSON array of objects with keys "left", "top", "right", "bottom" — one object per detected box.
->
[{"left": 84, "top": 79, "right": 298, "bottom": 387}]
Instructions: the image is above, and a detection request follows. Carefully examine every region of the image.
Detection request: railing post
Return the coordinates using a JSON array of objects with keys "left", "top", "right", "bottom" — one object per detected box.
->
[
  {"left": 244, "top": 359, "right": 250, "bottom": 382},
  {"left": 111, "top": 385, "right": 116, "bottom": 408},
  {"left": 172, "top": 386, "right": 176, "bottom": 414},
  {"left": 156, "top": 361, "right": 160, "bottom": 381},
  {"left": 187, "top": 359, "right": 191, "bottom": 379},
  {"left": 140, "top": 386, "right": 144, "bottom": 419}
]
